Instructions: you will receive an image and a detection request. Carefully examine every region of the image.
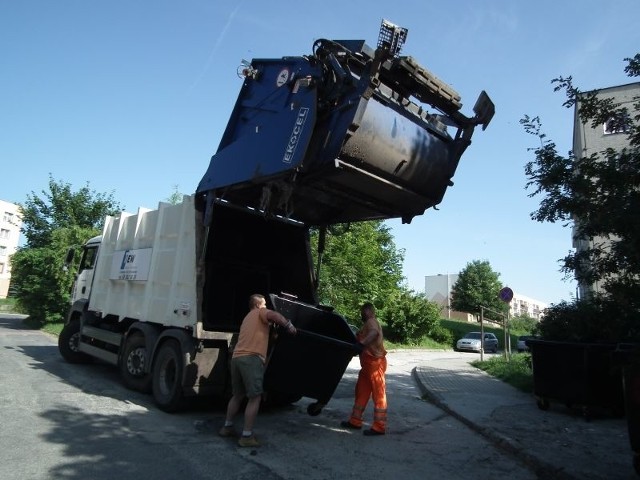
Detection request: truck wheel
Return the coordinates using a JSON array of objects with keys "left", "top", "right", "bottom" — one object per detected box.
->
[
  {"left": 120, "top": 333, "right": 151, "bottom": 393},
  {"left": 58, "top": 320, "right": 92, "bottom": 364},
  {"left": 307, "top": 402, "right": 325, "bottom": 416},
  {"left": 152, "top": 340, "right": 184, "bottom": 412},
  {"left": 536, "top": 398, "right": 550, "bottom": 410}
]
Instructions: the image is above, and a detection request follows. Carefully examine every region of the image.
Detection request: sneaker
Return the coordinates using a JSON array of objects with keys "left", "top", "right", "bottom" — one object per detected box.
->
[
  {"left": 218, "top": 425, "right": 237, "bottom": 438},
  {"left": 363, "top": 428, "right": 385, "bottom": 436},
  {"left": 340, "top": 420, "right": 361, "bottom": 430},
  {"left": 238, "top": 435, "right": 260, "bottom": 447}
]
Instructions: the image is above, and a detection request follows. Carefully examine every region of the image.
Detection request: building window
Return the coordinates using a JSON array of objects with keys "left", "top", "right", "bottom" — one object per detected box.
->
[
  {"left": 2, "top": 212, "right": 13, "bottom": 223},
  {"left": 0, "top": 263, "right": 4, "bottom": 274},
  {"left": 603, "top": 114, "right": 629, "bottom": 135},
  {"left": 0, "top": 246, "right": 6, "bottom": 256},
  {"left": 0, "top": 229, "right": 9, "bottom": 240}
]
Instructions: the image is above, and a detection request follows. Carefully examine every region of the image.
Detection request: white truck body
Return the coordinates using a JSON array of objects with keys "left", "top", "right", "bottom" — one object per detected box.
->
[{"left": 89, "top": 197, "right": 198, "bottom": 329}]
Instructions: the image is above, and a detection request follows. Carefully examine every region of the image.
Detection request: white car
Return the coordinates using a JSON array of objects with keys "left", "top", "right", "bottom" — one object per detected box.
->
[
  {"left": 455, "top": 332, "right": 499, "bottom": 353},
  {"left": 516, "top": 335, "right": 532, "bottom": 352}
]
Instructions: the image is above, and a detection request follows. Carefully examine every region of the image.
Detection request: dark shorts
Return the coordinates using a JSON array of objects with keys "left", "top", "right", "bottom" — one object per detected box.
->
[{"left": 230, "top": 354, "right": 264, "bottom": 398}]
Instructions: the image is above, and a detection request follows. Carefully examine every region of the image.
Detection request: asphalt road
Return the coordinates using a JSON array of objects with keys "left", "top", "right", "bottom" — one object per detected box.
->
[{"left": 0, "top": 313, "right": 536, "bottom": 480}]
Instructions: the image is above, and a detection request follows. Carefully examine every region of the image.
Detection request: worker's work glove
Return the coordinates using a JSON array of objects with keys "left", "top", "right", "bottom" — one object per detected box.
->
[{"left": 285, "top": 320, "right": 297, "bottom": 335}]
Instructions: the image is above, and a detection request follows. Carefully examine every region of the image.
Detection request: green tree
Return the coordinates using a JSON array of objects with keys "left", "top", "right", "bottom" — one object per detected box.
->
[
  {"left": 311, "top": 221, "right": 405, "bottom": 322},
  {"left": 20, "top": 175, "right": 120, "bottom": 248},
  {"left": 521, "top": 54, "right": 639, "bottom": 301},
  {"left": 11, "top": 177, "right": 122, "bottom": 322},
  {"left": 450, "top": 260, "right": 507, "bottom": 320},
  {"left": 509, "top": 313, "right": 538, "bottom": 334},
  {"left": 521, "top": 54, "right": 640, "bottom": 342},
  {"left": 166, "top": 185, "right": 184, "bottom": 205},
  {"left": 383, "top": 290, "right": 442, "bottom": 344}
]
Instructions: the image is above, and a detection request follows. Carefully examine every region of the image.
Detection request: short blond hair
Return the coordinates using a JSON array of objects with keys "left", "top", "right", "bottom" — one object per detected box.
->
[
  {"left": 249, "top": 294, "right": 265, "bottom": 309},
  {"left": 361, "top": 302, "right": 375, "bottom": 317}
]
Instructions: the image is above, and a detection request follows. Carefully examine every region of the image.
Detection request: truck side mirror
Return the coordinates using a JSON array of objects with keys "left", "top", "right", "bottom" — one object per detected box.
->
[{"left": 64, "top": 248, "right": 75, "bottom": 267}]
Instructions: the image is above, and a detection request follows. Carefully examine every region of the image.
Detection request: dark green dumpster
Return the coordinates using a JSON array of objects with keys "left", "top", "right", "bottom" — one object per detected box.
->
[
  {"left": 616, "top": 343, "right": 640, "bottom": 475},
  {"left": 526, "top": 338, "right": 624, "bottom": 418},
  {"left": 264, "top": 294, "right": 358, "bottom": 416}
]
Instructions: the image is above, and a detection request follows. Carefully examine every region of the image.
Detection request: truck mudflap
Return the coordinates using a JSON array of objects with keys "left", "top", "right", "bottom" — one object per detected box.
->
[
  {"left": 263, "top": 294, "right": 357, "bottom": 410},
  {"left": 197, "top": 20, "right": 494, "bottom": 225}
]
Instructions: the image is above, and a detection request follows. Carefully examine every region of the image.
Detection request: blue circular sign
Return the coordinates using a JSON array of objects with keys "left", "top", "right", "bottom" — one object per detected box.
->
[{"left": 499, "top": 287, "right": 514, "bottom": 303}]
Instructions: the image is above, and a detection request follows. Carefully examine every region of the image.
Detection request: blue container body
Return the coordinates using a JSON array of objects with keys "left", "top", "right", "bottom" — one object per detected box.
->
[{"left": 197, "top": 39, "right": 492, "bottom": 226}]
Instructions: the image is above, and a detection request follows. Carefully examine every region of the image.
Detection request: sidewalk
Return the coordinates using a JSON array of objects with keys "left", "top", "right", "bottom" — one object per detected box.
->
[{"left": 412, "top": 355, "right": 636, "bottom": 480}]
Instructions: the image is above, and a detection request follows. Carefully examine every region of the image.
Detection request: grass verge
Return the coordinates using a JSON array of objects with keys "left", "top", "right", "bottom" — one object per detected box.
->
[
  {"left": 471, "top": 353, "right": 533, "bottom": 393},
  {"left": 18, "top": 316, "right": 65, "bottom": 336}
]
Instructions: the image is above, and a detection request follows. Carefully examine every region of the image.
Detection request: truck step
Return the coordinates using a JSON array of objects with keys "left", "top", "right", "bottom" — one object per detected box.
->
[
  {"left": 81, "top": 325, "right": 122, "bottom": 346},
  {"left": 78, "top": 342, "right": 119, "bottom": 365}
]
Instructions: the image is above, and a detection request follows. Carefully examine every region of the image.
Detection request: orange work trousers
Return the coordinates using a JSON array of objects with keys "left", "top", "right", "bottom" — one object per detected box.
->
[{"left": 348, "top": 353, "right": 387, "bottom": 433}]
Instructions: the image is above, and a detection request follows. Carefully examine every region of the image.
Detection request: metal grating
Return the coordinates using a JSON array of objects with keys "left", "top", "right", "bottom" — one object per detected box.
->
[{"left": 377, "top": 19, "right": 408, "bottom": 58}]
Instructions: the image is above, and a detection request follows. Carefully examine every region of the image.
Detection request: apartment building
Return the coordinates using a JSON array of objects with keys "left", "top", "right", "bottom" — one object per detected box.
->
[
  {"left": 0, "top": 200, "right": 22, "bottom": 298},
  {"left": 571, "top": 82, "right": 640, "bottom": 299},
  {"left": 508, "top": 292, "right": 546, "bottom": 320},
  {"left": 424, "top": 274, "right": 547, "bottom": 321}
]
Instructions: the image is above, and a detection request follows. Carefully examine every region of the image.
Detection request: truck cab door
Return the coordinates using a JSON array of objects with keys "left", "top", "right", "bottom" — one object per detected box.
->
[{"left": 71, "top": 244, "right": 99, "bottom": 304}]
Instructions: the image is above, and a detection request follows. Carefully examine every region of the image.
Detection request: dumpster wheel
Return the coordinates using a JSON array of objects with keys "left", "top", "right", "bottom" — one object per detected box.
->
[
  {"left": 536, "top": 398, "right": 550, "bottom": 410},
  {"left": 307, "top": 402, "right": 325, "bottom": 416}
]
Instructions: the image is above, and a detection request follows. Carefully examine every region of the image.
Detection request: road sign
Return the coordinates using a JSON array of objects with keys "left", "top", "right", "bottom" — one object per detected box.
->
[{"left": 499, "top": 287, "right": 513, "bottom": 303}]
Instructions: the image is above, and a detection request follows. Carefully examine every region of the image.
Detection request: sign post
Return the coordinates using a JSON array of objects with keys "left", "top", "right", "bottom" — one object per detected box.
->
[{"left": 499, "top": 287, "right": 514, "bottom": 358}]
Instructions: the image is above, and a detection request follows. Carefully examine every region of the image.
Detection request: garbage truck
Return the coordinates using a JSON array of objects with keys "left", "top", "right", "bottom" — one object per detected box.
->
[{"left": 58, "top": 20, "right": 494, "bottom": 413}]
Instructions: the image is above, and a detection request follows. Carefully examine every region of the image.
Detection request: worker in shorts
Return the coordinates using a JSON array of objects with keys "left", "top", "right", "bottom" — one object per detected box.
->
[{"left": 219, "top": 294, "right": 296, "bottom": 447}]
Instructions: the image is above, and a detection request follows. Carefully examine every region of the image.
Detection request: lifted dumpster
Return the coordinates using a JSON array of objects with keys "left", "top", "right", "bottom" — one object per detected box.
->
[{"left": 197, "top": 20, "right": 494, "bottom": 226}]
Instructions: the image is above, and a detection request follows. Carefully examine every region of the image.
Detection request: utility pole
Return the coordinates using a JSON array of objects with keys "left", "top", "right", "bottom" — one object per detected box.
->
[{"left": 480, "top": 306, "right": 485, "bottom": 362}]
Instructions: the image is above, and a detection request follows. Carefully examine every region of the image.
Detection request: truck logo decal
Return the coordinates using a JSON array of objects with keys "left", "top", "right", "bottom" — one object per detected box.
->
[
  {"left": 283, "top": 107, "right": 309, "bottom": 164},
  {"left": 120, "top": 250, "right": 136, "bottom": 269},
  {"left": 276, "top": 68, "right": 289, "bottom": 87},
  {"left": 110, "top": 248, "right": 153, "bottom": 281}
]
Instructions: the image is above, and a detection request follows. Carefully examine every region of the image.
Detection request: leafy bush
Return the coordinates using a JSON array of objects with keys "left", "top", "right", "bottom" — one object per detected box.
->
[
  {"left": 534, "top": 297, "right": 640, "bottom": 343},
  {"left": 382, "top": 291, "right": 441, "bottom": 344},
  {"left": 428, "top": 323, "right": 453, "bottom": 345},
  {"left": 509, "top": 313, "right": 537, "bottom": 333},
  {"left": 12, "top": 177, "right": 121, "bottom": 323},
  {"left": 12, "top": 227, "right": 95, "bottom": 323}
]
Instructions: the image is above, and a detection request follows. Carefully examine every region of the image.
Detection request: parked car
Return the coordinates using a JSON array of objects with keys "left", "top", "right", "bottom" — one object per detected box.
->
[
  {"left": 516, "top": 335, "right": 531, "bottom": 352},
  {"left": 455, "top": 332, "right": 499, "bottom": 353}
]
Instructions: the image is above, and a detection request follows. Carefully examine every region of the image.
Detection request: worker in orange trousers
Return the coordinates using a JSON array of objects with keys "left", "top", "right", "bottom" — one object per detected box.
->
[{"left": 341, "top": 302, "right": 387, "bottom": 435}]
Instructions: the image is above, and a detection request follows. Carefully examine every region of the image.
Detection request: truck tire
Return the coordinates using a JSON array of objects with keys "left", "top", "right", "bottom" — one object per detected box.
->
[
  {"left": 58, "top": 319, "right": 92, "bottom": 364},
  {"left": 120, "top": 333, "right": 152, "bottom": 393},
  {"left": 152, "top": 339, "right": 184, "bottom": 412}
]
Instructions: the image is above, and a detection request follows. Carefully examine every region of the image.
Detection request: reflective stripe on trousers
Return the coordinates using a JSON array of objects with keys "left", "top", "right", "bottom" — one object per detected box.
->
[{"left": 349, "top": 354, "right": 387, "bottom": 432}]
